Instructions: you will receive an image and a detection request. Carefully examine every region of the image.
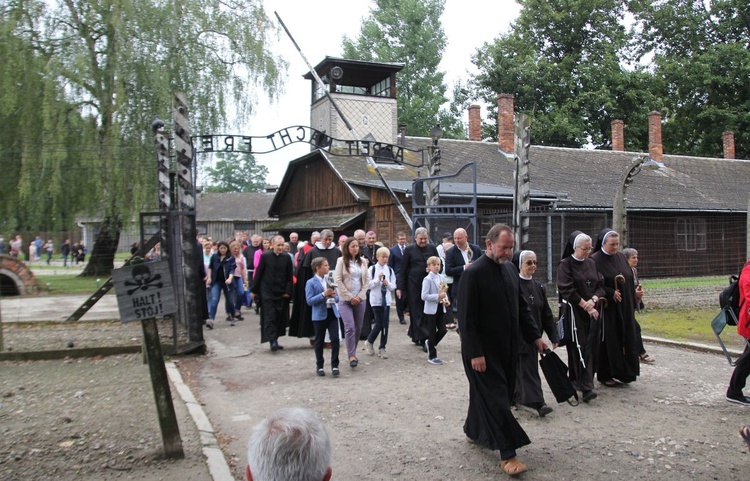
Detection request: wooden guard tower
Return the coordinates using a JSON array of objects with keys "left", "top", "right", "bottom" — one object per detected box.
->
[{"left": 304, "top": 57, "right": 404, "bottom": 146}]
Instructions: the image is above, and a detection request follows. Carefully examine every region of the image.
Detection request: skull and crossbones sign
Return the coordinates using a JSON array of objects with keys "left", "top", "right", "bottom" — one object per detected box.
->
[{"left": 125, "top": 264, "right": 163, "bottom": 295}]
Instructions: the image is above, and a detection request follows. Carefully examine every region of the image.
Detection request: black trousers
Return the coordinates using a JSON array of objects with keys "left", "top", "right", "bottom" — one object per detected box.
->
[
  {"left": 728, "top": 342, "right": 750, "bottom": 397},
  {"left": 424, "top": 310, "right": 447, "bottom": 359},
  {"left": 313, "top": 310, "right": 340, "bottom": 370}
]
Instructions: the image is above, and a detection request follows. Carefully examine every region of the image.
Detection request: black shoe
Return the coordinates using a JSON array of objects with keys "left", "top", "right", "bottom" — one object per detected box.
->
[
  {"left": 399, "top": 319, "right": 407, "bottom": 325},
  {"left": 332, "top": 367, "right": 340, "bottom": 377},
  {"left": 582, "top": 390, "right": 598, "bottom": 403},
  {"left": 349, "top": 359, "right": 358, "bottom": 367},
  {"left": 226, "top": 315, "right": 232, "bottom": 321},
  {"left": 316, "top": 368, "right": 325, "bottom": 377},
  {"left": 726, "top": 393, "right": 750, "bottom": 406},
  {"left": 276, "top": 344, "right": 284, "bottom": 350},
  {"left": 270, "top": 343, "right": 278, "bottom": 352},
  {"left": 235, "top": 315, "right": 244, "bottom": 321},
  {"left": 537, "top": 404, "right": 554, "bottom": 417}
]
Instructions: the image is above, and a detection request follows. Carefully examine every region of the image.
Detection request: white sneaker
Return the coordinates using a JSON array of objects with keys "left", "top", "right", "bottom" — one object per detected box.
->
[
  {"left": 378, "top": 348, "right": 388, "bottom": 359},
  {"left": 364, "top": 340, "right": 375, "bottom": 356}
]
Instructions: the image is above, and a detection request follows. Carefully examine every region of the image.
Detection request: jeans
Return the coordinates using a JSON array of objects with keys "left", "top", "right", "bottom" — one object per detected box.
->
[
  {"left": 313, "top": 310, "right": 340, "bottom": 369},
  {"left": 230, "top": 277, "right": 245, "bottom": 315},
  {"left": 209, "top": 281, "right": 235, "bottom": 320},
  {"left": 338, "top": 299, "right": 366, "bottom": 359},
  {"left": 367, "top": 304, "right": 390, "bottom": 349}
]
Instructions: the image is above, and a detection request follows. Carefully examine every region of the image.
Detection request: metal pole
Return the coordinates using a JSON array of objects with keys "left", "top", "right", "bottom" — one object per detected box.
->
[
  {"left": 613, "top": 156, "right": 646, "bottom": 248},
  {"left": 275, "top": 11, "right": 413, "bottom": 229}
]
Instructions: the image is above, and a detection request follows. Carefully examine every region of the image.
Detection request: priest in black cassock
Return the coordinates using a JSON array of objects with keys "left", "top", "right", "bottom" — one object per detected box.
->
[
  {"left": 511, "top": 250, "right": 560, "bottom": 417},
  {"left": 289, "top": 230, "right": 341, "bottom": 339},
  {"left": 397, "top": 227, "right": 439, "bottom": 347},
  {"left": 251, "top": 235, "right": 293, "bottom": 351},
  {"left": 458, "top": 224, "right": 547, "bottom": 477},
  {"left": 591, "top": 228, "right": 640, "bottom": 385}
]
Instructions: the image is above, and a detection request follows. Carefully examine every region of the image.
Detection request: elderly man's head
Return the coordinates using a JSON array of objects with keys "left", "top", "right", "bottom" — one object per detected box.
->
[
  {"left": 414, "top": 227, "right": 429, "bottom": 247},
  {"left": 353, "top": 229, "right": 366, "bottom": 244},
  {"left": 246, "top": 407, "right": 332, "bottom": 481},
  {"left": 365, "top": 230, "right": 376, "bottom": 246}
]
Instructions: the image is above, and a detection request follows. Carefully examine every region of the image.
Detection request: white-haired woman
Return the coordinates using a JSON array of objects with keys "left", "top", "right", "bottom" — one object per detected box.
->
[{"left": 557, "top": 231, "right": 605, "bottom": 403}]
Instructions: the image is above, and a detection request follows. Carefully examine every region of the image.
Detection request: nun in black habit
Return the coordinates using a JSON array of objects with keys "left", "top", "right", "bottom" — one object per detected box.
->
[
  {"left": 458, "top": 224, "right": 546, "bottom": 475},
  {"left": 512, "top": 250, "right": 560, "bottom": 417},
  {"left": 591, "top": 228, "right": 640, "bottom": 385},
  {"left": 556, "top": 231, "right": 605, "bottom": 402}
]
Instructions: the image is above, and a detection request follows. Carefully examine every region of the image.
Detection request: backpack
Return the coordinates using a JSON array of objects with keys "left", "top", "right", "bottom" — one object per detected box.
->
[{"left": 719, "top": 261, "right": 750, "bottom": 326}]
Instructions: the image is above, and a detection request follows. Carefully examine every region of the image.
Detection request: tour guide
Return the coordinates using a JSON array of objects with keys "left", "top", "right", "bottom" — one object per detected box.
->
[{"left": 458, "top": 224, "right": 547, "bottom": 477}]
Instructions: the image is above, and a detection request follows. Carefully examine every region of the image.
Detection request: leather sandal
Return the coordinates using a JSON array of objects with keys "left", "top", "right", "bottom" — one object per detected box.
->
[
  {"left": 741, "top": 425, "right": 750, "bottom": 449},
  {"left": 639, "top": 353, "right": 656, "bottom": 363},
  {"left": 500, "top": 457, "right": 527, "bottom": 476}
]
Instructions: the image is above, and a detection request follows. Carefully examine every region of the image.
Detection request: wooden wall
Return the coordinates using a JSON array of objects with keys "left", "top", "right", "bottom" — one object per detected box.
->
[{"left": 276, "top": 158, "right": 360, "bottom": 217}]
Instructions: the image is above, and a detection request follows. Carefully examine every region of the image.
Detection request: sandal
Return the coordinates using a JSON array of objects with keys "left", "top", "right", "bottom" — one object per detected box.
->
[
  {"left": 603, "top": 379, "right": 619, "bottom": 387},
  {"left": 639, "top": 353, "right": 656, "bottom": 363},
  {"left": 500, "top": 457, "right": 527, "bottom": 476},
  {"left": 741, "top": 425, "right": 750, "bottom": 449}
]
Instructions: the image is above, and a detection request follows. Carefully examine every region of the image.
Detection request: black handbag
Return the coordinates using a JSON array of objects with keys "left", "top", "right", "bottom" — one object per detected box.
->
[{"left": 539, "top": 348, "right": 579, "bottom": 406}]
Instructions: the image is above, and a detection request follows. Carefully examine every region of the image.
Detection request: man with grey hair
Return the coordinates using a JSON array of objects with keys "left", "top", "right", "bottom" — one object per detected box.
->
[
  {"left": 251, "top": 235, "right": 293, "bottom": 351},
  {"left": 246, "top": 407, "right": 332, "bottom": 481},
  {"left": 291, "top": 229, "right": 342, "bottom": 339},
  {"left": 397, "top": 227, "right": 439, "bottom": 347}
]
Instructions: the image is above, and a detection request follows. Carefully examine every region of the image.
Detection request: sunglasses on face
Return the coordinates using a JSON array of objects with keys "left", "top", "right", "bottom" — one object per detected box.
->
[{"left": 524, "top": 260, "right": 538, "bottom": 266}]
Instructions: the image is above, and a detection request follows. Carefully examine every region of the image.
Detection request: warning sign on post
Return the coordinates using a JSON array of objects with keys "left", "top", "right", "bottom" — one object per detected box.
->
[{"left": 112, "top": 261, "right": 177, "bottom": 323}]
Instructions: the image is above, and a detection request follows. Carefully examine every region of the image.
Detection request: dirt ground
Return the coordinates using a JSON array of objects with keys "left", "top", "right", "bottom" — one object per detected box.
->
[
  {"left": 1, "top": 283, "right": 747, "bottom": 481},
  {"left": 0, "top": 353, "right": 210, "bottom": 480}
]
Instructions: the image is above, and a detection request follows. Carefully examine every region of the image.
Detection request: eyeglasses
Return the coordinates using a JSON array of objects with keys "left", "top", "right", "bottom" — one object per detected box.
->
[
  {"left": 576, "top": 246, "right": 592, "bottom": 252},
  {"left": 524, "top": 260, "right": 538, "bottom": 266}
]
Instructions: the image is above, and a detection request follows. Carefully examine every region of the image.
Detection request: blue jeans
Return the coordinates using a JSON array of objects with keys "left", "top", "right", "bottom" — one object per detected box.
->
[
  {"left": 230, "top": 277, "right": 245, "bottom": 314},
  {"left": 209, "top": 281, "right": 235, "bottom": 320},
  {"left": 367, "top": 304, "right": 390, "bottom": 349}
]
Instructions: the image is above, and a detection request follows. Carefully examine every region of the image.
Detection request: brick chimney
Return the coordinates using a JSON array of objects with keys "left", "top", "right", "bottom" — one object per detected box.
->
[
  {"left": 648, "top": 111, "right": 663, "bottom": 163},
  {"left": 468, "top": 104, "right": 481, "bottom": 141},
  {"left": 611, "top": 120, "right": 625, "bottom": 151},
  {"left": 723, "top": 131, "right": 735, "bottom": 159},
  {"left": 497, "top": 94, "right": 515, "bottom": 154}
]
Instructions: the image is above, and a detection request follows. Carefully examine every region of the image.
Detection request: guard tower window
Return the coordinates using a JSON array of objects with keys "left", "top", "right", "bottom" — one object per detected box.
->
[{"left": 371, "top": 77, "right": 391, "bottom": 97}]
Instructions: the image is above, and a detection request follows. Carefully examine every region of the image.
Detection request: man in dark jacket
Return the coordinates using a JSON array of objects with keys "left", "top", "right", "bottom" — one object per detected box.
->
[{"left": 251, "top": 235, "right": 293, "bottom": 351}]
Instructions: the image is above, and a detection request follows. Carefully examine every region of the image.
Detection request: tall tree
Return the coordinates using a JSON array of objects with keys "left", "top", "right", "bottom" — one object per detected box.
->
[
  {"left": 630, "top": 0, "right": 750, "bottom": 158},
  {"left": 202, "top": 153, "right": 268, "bottom": 193},
  {"left": 342, "top": 0, "right": 464, "bottom": 138},
  {"left": 8, "top": 0, "right": 286, "bottom": 275},
  {"left": 472, "top": 0, "right": 660, "bottom": 150},
  {"left": 0, "top": 3, "right": 89, "bottom": 234}
]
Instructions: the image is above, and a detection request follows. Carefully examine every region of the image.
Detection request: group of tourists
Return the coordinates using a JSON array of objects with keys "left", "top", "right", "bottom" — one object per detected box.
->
[
  {"left": 0, "top": 234, "right": 84, "bottom": 266},
  {"left": 198, "top": 221, "right": 750, "bottom": 477}
]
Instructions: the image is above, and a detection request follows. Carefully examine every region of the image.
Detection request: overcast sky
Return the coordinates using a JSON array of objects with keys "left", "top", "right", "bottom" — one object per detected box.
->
[{"left": 244, "top": 0, "right": 522, "bottom": 184}]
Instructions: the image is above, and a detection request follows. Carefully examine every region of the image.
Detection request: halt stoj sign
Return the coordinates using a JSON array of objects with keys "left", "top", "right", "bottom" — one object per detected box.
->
[{"left": 112, "top": 261, "right": 177, "bottom": 323}]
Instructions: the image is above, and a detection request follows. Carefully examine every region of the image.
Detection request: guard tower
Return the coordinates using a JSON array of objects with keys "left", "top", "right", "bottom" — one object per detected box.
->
[{"left": 304, "top": 57, "right": 404, "bottom": 145}]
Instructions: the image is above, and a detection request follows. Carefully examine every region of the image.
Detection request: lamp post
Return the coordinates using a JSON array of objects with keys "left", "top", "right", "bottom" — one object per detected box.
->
[
  {"left": 425, "top": 124, "right": 443, "bottom": 238},
  {"left": 612, "top": 155, "right": 663, "bottom": 247}
]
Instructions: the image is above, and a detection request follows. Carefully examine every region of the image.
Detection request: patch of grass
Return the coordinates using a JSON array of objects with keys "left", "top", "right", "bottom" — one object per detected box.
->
[
  {"left": 639, "top": 308, "right": 746, "bottom": 350},
  {"left": 35, "top": 275, "right": 107, "bottom": 295},
  {"left": 643, "top": 276, "right": 726, "bottom": 289}
]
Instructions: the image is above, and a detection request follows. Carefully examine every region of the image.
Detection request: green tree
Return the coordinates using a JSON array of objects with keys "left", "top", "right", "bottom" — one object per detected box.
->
[
  {"left": 472, "top": 0, "right": 660, "bottom": 150},
  {"left": 0, "top": 3, "right": 90, "bottom": 234},
  {"left": 630, "top": 0, "right": 750, "bottom": 158},
  {"left": 342, "top": 0, "right": 464, "bottom": 138},
  {"left": 202, "top": 153, "right": 268, "bottom": 193},
  {"left": 7, "top": 0, "right": 286, "bottom": 275}
]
